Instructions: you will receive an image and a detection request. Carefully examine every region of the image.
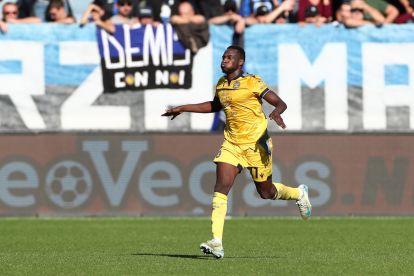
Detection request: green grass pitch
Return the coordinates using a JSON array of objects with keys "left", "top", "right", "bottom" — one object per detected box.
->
[{"left": 0, "top": 217, "right": 413, "bottom": 275}]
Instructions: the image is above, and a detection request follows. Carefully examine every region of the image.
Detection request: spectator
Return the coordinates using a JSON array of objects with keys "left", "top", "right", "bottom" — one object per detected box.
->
[
  {"left": 46, "top": 0, "right": 75, "bottom": 23},
  {"left": 17, "top": 0, "right": 73, "bottom": 22},
  {"left": 1, "top": 1, "right": 40, "bottom": 32},
  {"left": 209, "top": 0, "right": 245, "bottom": 34},
  {"left": 141, "top": 0, "right": 179, "bottom": 23},
  {"left": 245, "top": 1, "right": 296, "bottom": 25},
  {"left": 245, "top": 4, "right": 272, "bottom": 24},
  {"left": 79, "top": 0, "right": 111, "bottom": 28},
  {"left": 263, "top": 0, "right": 296, "bottom": 23},
  {"left": 138, "top": 5, "right": 160, "bottom": 26},
  {"left": 335, "top": 0, "right": 385, "bottom": 26},
  {"left": 401, "top": 0, "right": 414, "bottom": 15},
  {"left": 195, "top": 0, "right": 223, "bottom": 19},
  {"left": 240, "top": 0, "right": 279, "bottom": 17},
  {"left": 170, "top": 1, "right": 206, "bottom": 24},
  {"left": 170, "top": 1, "right": 209, "bottom": 54},
  {"left": 1, "top": 0, "right": 17, "bottom": 20},
  {"left": 84, "top": 0, "right": 138, "bottom": 34},
  {"left": 109, "top": 0, "right": 137, "bottom": 24},
  {"left": 297, "top": 0, "right": 332, "bottom": 23},
  {"left": 80, "top": 0, "right": 116, "bottom": 21},
  {"left": 302, "top": 4, "right": 327, "bottom": 25},
  {"left": 388, "top": 0, "right": 413, "bottom": 22},
  {"left": 142, "top": 0, "right": 222, "bottom": 22},
  {"left": 208, "top": 0, "right": 245, "bottom": 45},
  {"left": 363, "top": 0, "right": 399, "bottom": 23}
]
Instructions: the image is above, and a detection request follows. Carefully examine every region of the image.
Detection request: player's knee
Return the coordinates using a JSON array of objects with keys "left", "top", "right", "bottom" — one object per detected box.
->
[
  {"left": 255, "top": 181, "right": 276, "bottom": 199},
  {"left": 215, "top": 180, "right": 232, "bottom": 194}
]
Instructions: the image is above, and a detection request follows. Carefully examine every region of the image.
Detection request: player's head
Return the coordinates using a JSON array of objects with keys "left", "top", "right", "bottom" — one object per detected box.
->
[
  {"left": 221, "top": 45, "right": 245, "bottom": 74},
  {"left": 227, "top": 45, "right": 245, "bottom": 62}
]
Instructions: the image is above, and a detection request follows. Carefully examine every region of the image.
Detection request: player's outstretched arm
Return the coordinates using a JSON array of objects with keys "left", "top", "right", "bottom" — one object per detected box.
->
[
  {"left": 162, "top": 97, "right": 222, "bottom": 120},
  {"left": 263, "top": 90, "right": 287, "bottom": 129}
]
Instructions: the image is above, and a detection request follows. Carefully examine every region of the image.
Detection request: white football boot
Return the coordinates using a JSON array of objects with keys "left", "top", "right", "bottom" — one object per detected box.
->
[
  {"left": 200, "top": 239, "right": 224, "bottom": 259},
  {"left": 296, "top": 184, "right": 312, "bottom": 220}
]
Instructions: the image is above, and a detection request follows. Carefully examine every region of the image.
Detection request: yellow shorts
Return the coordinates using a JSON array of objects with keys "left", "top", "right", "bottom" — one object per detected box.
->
[{"left": 213, "top": 136, "right": 273, "bottom": 182}]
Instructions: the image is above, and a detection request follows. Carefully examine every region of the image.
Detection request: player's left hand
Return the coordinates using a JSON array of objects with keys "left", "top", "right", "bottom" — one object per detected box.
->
[{"left": 269, "top": 110, "right": 286, "bottom": 129}]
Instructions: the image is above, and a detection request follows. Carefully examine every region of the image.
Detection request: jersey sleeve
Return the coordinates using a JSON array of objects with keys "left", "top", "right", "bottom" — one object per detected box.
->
[{"left": 251, "top": 76, "right": 270, "bottom": 98}]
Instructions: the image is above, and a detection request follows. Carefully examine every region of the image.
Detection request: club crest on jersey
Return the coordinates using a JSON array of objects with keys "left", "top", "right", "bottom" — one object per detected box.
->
[{"left": 233, "top": 81, "right": 240, "bottom": 89}]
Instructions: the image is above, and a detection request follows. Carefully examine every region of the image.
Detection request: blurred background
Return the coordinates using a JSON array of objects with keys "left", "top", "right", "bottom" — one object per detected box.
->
[{"left": 0, "top": 0, "right": 413, "bottom": 217}]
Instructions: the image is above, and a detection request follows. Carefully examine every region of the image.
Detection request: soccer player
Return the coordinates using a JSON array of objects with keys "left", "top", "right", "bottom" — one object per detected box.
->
[{"left": 162, "top": 45, "right": 312, "bottom": 259}]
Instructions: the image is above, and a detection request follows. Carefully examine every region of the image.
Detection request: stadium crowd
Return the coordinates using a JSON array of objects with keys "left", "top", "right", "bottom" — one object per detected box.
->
[{"left": 1, "top": 0, "right": 413, "bottom": 38}]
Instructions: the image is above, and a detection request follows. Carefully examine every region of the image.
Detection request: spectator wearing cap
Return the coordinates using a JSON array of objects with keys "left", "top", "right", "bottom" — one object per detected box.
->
[
  {"left": 46, "top": 0, "right": 75, "bottom": 23},
  {"left": 335, "top": 0, "right": 384, "bottom": 26},
  {"left": 245, "top": 0, "right": 296, "bottom": 24},
  {"left": 302, "top": 4, "right": 327, "bottom": 25},
  {"left": 209, "top": 0, "right": 245, "bottom": 34},
  {"left": 1, "top": 1, "right": 40, "bottom": 33},
  {"left": 246, "top": 0, "right": 296, "bottom": 26},
  {"left": 240, "top": 0, "right": 278, "bottom": 17},
  {"left": 245, "top": 4, "right": 271, "bottom": 24},
  {"left": 138, "top": 5, "right": 160, "bottom": 26},
  {"left": 297, "top": 0, "right": 332, "bottom": 23}
]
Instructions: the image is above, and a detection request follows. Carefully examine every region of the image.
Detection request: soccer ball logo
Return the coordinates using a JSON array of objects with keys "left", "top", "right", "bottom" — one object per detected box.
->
[{"left": 45, "top": 161, "right": 93, "bottom": 209}]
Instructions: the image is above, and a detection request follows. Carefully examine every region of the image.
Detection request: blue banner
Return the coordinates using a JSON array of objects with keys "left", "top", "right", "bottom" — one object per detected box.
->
[
  {"left": 96, "top": 24, "right": 193, "bottom": 92},
  {"left": 0, "top": 24, "right": 96, "bottom": 86},
  {"left": 1, "top": 24, "right": 414, "bottom": 132},
  {"left": 244, "top": 24, "right": 414, "bottom": 87}
]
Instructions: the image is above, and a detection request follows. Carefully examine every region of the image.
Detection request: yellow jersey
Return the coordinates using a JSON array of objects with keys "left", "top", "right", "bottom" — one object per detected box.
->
[{"left": 215, "top": 73, "right": 270, "bottom": 145}]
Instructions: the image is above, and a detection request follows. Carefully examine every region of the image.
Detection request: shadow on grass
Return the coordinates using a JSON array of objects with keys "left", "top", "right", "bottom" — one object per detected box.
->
[
  {"left": 132, "top": 252, "right": 282, "bottom": 260},
  {"left": 132, "top": 252, "right": 210, "bottom": 260}
]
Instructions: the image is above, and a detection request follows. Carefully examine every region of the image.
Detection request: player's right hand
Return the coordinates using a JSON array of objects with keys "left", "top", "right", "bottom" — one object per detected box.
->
[
  {"left": 269, "top": 109, "right": 286, "bottom": 129},
  {"left": 161, "top": 107, "right": 182, "bottom": 120}
]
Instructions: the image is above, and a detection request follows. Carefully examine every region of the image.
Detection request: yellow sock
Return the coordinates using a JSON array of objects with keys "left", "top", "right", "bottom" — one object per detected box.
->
[
  {"left": 211, "top": 192, "right": 228, "bottom": 240},
  {"left": 273, "top": 183, "right": 300, "bottom": 200}
]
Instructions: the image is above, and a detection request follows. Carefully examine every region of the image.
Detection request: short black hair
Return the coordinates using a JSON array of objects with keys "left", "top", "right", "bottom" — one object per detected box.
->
[
  {"left": 224, "top": 0, "right": 237, "bottom": 12},
  {"left": 92, "top": 0, "right": 105, "bottom": 8},
  {"left": 227, "top": 45, "right": 245, "bottom": 61}
]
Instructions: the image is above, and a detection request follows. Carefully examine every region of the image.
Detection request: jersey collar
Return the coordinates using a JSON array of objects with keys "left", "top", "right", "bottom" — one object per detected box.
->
[{"left": 225, "top": 71, "right": 245, "bottom": 84}]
